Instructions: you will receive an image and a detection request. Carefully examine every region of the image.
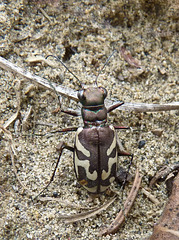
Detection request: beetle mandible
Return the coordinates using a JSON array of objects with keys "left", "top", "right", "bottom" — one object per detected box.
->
[{"left": 35, "top": 52, "right": 133, "bottom": 198}]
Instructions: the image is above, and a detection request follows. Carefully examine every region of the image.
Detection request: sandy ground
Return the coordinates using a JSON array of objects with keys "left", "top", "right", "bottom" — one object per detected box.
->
[{"left": 0, "top": 0, "right": 178, "bottom": 239}]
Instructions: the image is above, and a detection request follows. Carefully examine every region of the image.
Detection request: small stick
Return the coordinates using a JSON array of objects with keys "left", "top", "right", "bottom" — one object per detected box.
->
[
  {"left": 120, "top": 46, "right": 141, "bottom": 68},
  {"left": 0, "top": 56, "right": 78, "bottom": 101},
  {"left": 154, "top": 226, "right": 179, "bottom": 238},
  {"left": 141, "top": 188, "right": 160, "bottom": 205},
  {"left": 38, "top": 7, "right": 52, "bottom": 23},
  {"left": 0, "top": 111, "right": 19, "bottom": 134},
  {"left": 100, "top": 168, "right": 142, "bottom": 236},
  {"left": 0, "top": 125, "right": 33, "bottom": 195},
  {"left": 149, "top": 163, "right": 179, "bottom": 188},
  {"left": 22, "top": 106, "right": 33, "bottom": 131},
  {"left": 59, "top": 196, "right": 117, "bottom": 223},
  {"left": 0, "top": 56, "right": 179, "bottom": 112},
  {"left": 0, "top": 80, "right": 21, "bottom": 134}
]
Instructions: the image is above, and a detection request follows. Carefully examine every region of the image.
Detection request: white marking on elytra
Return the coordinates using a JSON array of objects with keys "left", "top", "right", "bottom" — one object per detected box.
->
[
  {"left": 101, "top": 155, "right": 117, "bottom": 180},
  {"left": 107, "top": 125, "right": 116, "bottom": 156},
  {"left": 100, "top": 185, "right": 109, "bottom": 192},
  {"left": 76, "top": 127, "right": 90, "bottom": 157},
  {"left": 100, "top": 176, "right": 115, "bottom": 192},
  {"left": 109, "top": 176, "right": 115, "bottom": 183},
  {"left": 101, "top": 126, "right": 117, "bottom": 181},
  {"left": 74, "top": 151, "right": 97, "bottom": 181},
  {"left": 83, "top": 185, "right": 98, "bottom": 193}
]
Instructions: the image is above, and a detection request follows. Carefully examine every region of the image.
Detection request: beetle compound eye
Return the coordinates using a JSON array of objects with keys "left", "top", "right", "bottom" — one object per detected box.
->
[
  {"left": 99, "top": 87, "right": 107, "bottom": 99},
  {"left": 78, "top": 89, "right": 85, "bottom": 102}
]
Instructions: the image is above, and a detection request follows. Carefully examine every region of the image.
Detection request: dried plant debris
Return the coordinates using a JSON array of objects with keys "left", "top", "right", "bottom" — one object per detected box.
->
[
  {"left": 149, "top": 163, "right": 179, "bottom": 188},
  {"left": 38, "top": 7, "right": 52, "bottom": 23},
  {"left": 58, "top": 169, "right": 141, "bottom": 235},
  {"left": 0, "top": 111, "right": 19, "bottom": 134},
  {"left": 59, "top": 195, "right": 117, "bottom": 223},
  {"left": 148, "top": 172, "right": 179, "bottom": 240},
  {"left": 21, "top": 106, "right": 33, "bottom": 132},
  {"left": 25, "top": 56, "right": 57, "bottom": 67},
  {"left": 141, "top": 188, "right": 160, "bottom": 205},
  {"left": 120, "top": 46, "right": 141, "bottom": 68},
  {"left": 151, "top": 128, "right": 164, "bottom": 137},
  {"left": 0, "top": 56, "right": 179, "bottom": 112},
  {"left": 100, "top": 168, "right": 142, "bottom": 236},
  {"left": 0, "top": 125, "right": 33, "bottom": 195}
]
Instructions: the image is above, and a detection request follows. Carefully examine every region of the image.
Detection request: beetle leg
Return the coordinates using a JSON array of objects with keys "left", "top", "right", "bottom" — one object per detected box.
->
[
  {"left": 61, "top": 108, "right": 80, "bottom": 116},
  {"left": 50, "top": 126, "right": 78, "bottom": 134},
  {"left": 116, "top": 135, "right": 133, "bottom": 191},
  {"left": 114, "top": 126, "right": 129, "bottom": 130},
  {"left": 33, "top": 142, "right": 74, "bottom": 200},
  {"left": 107, "top": 102, "right": 124, "bottom": 113},
  {"left": 52, "top": 103, "right": 80, "bottom": 116},
  {"left": 52, "top": 107, "right": 80, "bottom": 116}
]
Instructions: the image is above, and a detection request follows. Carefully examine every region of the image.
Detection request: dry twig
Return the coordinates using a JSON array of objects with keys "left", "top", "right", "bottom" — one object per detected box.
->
[
  {"left": 0, "top": 125, "right": 33, "bottom": 195},
  {"left": 149, "top": 163, "right": 179, "bottom": 188},
  {"left": 22, "top": 106, "right": 33, "bottom": 131},
  {"left": 38, "top": 7, "right": 52, "bottom": 23},
  {"left": 59, "top": 195, "right": 117, "bottom": 223},
  {"left": 100, "top": 168, "right": 142, "bottom": 236},
  {"left": 120, "top": 46, "right": 141, "bottom": 68},
  {"left": 141, "top": 188, "right": 160, "bottom": 205},
  {"left": 0, "top": 79, "right": 22, "bottom": 134},
  {"left": 0, "top": 111, "right": 19, "bottom": 134},
  {"left": 0, "top": 56, "right": 77, "bottom": 101},
  {"left": 148, "top": 172, "right": 179, "bottom": 240},
  {"left": 0, "top": 56, "right": 179, "bottom": 112}
]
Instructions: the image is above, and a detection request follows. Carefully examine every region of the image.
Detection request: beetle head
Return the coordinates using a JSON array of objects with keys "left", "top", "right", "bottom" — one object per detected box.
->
[{"left": 78, "top": 87, "right": 107, "bottom": 106}]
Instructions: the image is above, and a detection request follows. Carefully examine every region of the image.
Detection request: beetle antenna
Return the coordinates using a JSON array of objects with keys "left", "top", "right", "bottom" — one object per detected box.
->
[
  {"left": 46, "top": 55, "right": 84, "bottom": 88},
  {"left": 95, "top": 50, "right": 117, "bottom": 86}
]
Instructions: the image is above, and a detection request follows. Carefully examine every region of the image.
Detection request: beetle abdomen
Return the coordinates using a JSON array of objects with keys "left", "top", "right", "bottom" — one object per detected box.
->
[{"left": 73, "top": 125, "right": 117, "bottom": 193}]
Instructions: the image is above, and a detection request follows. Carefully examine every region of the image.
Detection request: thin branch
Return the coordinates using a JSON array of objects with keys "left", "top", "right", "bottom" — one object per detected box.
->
[
  {"left": 0, "top": 125, "right": 33, "bottom": 195},
  {"left": 141, "top": 188, "right": 160, "bottom": 205},
  {"left": 0, "top": 56, "right": 179, "bottom": 112},
  {"left": 149, "top": 172, "right": 179, "bottom": 239},
  {"left": 149, "top": 163, "right": 179, "bottom": 188},
  {"left": 38, "top": 7, "right": 52, "bottom": 23},
  {"left": 59, "top": 195, "right": 117, "bottom": 223},
  {"left": 100, "top": 168, "right": 142, "bottom": 236},
  {"left": 0, "top": 111, "right": 19, "bottom": 134},
  {"left": 0, "top": 56, "right": 77, "bottom": 101},
  {"left": 22, "top": 105, "right": 33, "bottom": 131}
]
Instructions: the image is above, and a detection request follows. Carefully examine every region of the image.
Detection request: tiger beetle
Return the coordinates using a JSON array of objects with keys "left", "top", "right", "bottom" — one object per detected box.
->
[{"left": 34, "top": 51, "right": 133, "bottom": 199}]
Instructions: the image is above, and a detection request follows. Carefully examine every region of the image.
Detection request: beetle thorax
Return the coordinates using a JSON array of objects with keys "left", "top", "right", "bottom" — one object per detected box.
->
[
  {"left": 82, "top": 105, "right": 107, "bottom": 126},
  {"left": 78, "top": 87, "right": 108, "bottom": 127}
]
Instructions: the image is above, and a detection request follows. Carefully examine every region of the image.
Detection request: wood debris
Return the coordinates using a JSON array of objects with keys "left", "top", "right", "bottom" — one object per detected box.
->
[
  {"left": 22, "top": 106, "right": 33, "bottom": 131},
  {"left": 141, "top": 188, "right": 160, "bottom": 205},
  {"left": 100, "top": 168, "right": 142, "bottom": 236},
  {"left": 58, "top": 196, "right": 117, "bottom": 223},
  {"left": 120, "top": 46, "right": 141, "bottom": 68},
  {"left": 38, "top": 7, "right": 52, "bottom": 23},
  {"left": 149, "top": 163, "right": 179, "bottom": 188},
  {"left": 148, "top": 172, "right": 179, "bottom": 240},
  {"left": 151, "top": 129, "right": 164, "bottom": 137},
  {"left": 0, "top": 56, "right": 179, "bottom": 112},
  {"left": 0, "top": 125, "right": 33, "bottom": 195}
]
